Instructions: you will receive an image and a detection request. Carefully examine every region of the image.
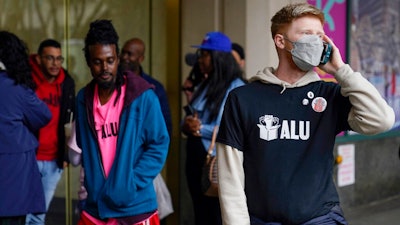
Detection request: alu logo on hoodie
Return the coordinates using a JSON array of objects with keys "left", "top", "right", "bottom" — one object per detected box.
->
[{"left": 258, "top": 114, "right": 310, "bottom": 141}]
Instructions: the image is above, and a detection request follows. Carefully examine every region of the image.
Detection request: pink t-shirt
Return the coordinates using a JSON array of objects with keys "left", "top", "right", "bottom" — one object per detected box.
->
[
  {"left": 93, "top": 84, "right": 126, "bottom": 178},
  {"left": 82, "top": 84, "right": 157, "bottom": 224}
]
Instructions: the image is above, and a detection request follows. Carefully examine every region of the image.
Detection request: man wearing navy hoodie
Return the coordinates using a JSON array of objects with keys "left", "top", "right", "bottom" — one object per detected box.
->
[{"left": 27, "top": 39, "right": 75, "bottom": 225}]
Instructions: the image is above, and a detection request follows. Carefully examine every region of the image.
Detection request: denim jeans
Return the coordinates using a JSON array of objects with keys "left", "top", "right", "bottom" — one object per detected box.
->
[
  {"left": 26, "top": 160, "right": 63, "bottom": 225},
  {"left": 250, "top": 205, "right": 348, "bottom": 225}
]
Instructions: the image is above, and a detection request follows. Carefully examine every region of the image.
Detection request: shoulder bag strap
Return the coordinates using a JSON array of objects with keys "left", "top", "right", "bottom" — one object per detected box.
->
[{"left": 207, "top": 126, "right": 219, "bottom": 156}]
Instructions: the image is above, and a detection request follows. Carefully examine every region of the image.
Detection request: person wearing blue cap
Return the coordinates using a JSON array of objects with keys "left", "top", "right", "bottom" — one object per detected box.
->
[
  {"left": 181, "top": 31, "right": 246, "bottom": 225},
  {"left": 182, "top": 42, "right": 246, "bottom": 103}
]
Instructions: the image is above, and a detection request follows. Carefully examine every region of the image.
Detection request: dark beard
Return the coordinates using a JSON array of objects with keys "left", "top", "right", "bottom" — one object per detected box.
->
[
  {"left": 97, "top": 79, "right": 116, "bottom": 90},
  {"left": 95, "top": 71, "right": 116, "bottom": 90}
]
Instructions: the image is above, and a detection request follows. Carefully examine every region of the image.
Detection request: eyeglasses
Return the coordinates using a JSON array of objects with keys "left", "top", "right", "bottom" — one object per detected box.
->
[{"left": 41, "top": 55, "right": 64, "bottom": 63}]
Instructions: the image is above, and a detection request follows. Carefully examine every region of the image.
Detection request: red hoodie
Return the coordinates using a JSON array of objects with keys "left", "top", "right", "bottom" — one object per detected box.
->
[{"left": 30, "top": 54, "right": 65, "bottom": 161}]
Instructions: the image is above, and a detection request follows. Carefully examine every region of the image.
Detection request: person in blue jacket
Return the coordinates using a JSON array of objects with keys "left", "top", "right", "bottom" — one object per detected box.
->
[
  {"left": 181, "top": 31, "right": 246, "bottom": 225},
  {"left": 75, "top": 20, "right": 169, "bottom": 225},
  {"left": 120, "top": 37, "right": 172, "bottom": 137},
  {"left": 0, "top": 31, "right": 51, "bottom": 225},
  {"left": 119, "top": 38, "right": 174, "bottom": 222}
]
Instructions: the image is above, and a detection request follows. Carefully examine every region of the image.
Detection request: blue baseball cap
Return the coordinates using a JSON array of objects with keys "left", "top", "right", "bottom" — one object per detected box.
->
[{"left": 192, "top": 31, "right": 232, "bottom": 52}]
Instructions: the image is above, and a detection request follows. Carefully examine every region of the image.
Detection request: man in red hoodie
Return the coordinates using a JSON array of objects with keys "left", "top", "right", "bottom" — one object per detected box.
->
[{"left": 26, "top": 39, "right": 76, "bottom": 225}]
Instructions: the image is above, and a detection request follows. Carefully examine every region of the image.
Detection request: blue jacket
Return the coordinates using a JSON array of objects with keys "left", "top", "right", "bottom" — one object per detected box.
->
[
  {"left": 140, "top": 67, "right": 172, "bottom": 137},
  {"left": 76, "top": 71, "right": 170, "bottom": 219},
  {"left": 192, "top": 78, "right": 245, "bottom": 154},
  {"left": 0, "top": 71, "right": 51, "bottom": 216}
]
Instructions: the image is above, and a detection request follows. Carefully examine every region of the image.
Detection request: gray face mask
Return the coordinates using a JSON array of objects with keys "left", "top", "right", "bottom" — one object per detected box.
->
[{"left": 286, "top": 35, "right": 324, "bottom": 71}]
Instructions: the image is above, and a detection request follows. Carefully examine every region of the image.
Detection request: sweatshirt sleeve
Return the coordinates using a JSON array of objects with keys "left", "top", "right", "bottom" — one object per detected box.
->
[
  {"left": 217, "top": 142, "right": 250, "bottom": 225},
  {"left": 334, "top": 64, "right": 395, "bottom": 135},
  {"left": 134, "top": 90, "right": 170, "bottom": 188},
  {"left": 22, "top": 87, "right": 52, "bottom": 131}
]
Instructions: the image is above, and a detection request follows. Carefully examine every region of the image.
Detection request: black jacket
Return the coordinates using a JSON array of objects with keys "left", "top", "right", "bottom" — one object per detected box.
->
[{"left": 56, "top": 69, "right": 75, "bottom": 168}]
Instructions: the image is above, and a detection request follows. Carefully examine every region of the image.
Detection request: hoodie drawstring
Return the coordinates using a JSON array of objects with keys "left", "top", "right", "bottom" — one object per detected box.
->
[
  {"left": 0, "top": 61, "right": 6, "bottom": 70},
  {"left": 280, "top": 83, "right": 288, "bottom": 94}
]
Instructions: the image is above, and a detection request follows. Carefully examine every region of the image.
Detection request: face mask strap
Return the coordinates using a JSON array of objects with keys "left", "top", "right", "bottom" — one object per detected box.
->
[{"left": 279, "top": 34, "right": 295, "bottom": 53}]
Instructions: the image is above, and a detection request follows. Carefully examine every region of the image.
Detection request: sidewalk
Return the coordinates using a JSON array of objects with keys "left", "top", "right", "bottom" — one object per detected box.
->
[
  {"left": 344, "top": 195, "right": 400, "bottom": 225},
  {"left": 47, "top": 195, "right": 400, "bottom": 225}
]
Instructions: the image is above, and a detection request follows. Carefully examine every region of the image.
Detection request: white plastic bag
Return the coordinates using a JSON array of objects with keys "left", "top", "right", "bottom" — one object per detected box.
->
[{"left": 153, "top": 173, "right": 174, "bottom": 219}]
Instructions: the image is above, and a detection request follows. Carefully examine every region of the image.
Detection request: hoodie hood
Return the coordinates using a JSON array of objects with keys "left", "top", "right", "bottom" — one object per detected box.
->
[
  {"left": 249, "top": 67, "right": 321, "bottom": 93},
  {"left": 29, "top": 54, "right": 65, "bottom": 85},
  {"left": 29, "top": 54, "right": 66, "bottom": 160}
]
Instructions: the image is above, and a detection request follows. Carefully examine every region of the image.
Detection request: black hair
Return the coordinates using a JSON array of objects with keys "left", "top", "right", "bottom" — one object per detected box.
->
[
  {"left": 232, "top": 43, "right": 245, "bottom": 59},
  {"left": 38, "top": 39, "right": 61, "bottom": 55},
  {"left": 190, "top": 50, "right": 246, "bottom": 122},
  {"left": 0, "top": 31, "right": 36, "bottom": 90},
  {"left": 187, "top": 62, "right": 204, "bottom": 87},
  {"left": 83, "top": 19, "right": 124, "bottom": 92},
  {"left": 185, "top": 52, "right": 198, "bottom": 66},
  {"left": 84, "top": 19, "right": 120, "bottom": 66}
]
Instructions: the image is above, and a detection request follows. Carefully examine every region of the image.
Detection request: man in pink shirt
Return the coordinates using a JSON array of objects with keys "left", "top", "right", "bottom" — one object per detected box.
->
[{"left": 75, "top": 19, "right": 169, "bottom": 225}]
